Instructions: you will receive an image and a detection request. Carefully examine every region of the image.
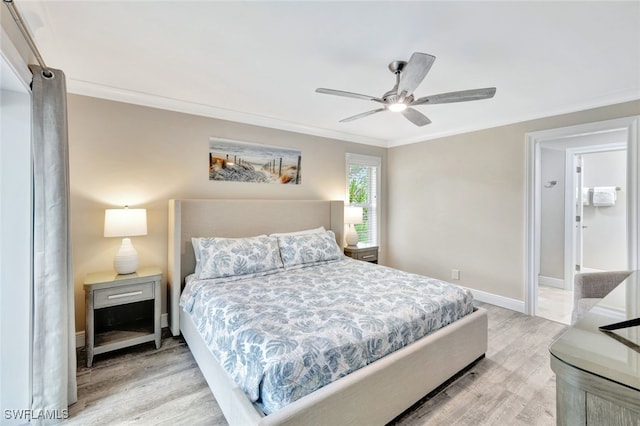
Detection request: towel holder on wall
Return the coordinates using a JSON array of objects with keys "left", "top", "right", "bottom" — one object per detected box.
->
[{"left": 588, "top": 187, "right": 621, "bottom": 192}]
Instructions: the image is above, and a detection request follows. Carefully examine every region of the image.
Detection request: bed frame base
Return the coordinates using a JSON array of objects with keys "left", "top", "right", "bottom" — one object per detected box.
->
[{"left": 181, "top": 306, "right": 487, "bottom": 426}]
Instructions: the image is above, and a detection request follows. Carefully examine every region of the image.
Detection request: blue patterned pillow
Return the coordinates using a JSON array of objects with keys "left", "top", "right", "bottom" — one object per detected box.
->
[
  {"left": 277, "top": 230, "right": 344, "bottom": 268},
  {"left": 193, "top": 236, "right": 284, "bottom": 279}
]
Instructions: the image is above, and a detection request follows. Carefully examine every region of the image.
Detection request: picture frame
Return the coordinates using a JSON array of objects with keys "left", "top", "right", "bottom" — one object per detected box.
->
[{"left": 208, "top": 138, "right": 302, "bottom": 184}]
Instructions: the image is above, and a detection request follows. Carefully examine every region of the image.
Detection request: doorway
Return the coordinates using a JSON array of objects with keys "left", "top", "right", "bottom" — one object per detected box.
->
[
  {"left": 525, "top": 117, "right": 640, "bottom": 321},
  {"left": 571, "top": 148, "right": 628, "bottom": 274},
  {"left": 537, "top": 143, "right": 627, "bottom": 323}
]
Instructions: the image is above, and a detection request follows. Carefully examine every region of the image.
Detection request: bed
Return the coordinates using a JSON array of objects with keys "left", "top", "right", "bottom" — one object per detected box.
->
[{"left": 168, "top": 199, "right": 488, "bottom": 425}]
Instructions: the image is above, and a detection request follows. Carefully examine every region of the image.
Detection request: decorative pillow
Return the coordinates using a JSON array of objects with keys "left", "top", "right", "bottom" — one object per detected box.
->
[
  {"left": 192, "top": 234, "right": 266, "bottom": 264},
  {"left": 269, "top": 226, "right": 326, "bottom": 237},
  {"left": 193, "top": 235, "right": 283, "bottom": 279},
  {"left": 277, "top": 230, "right": 344, "bottom": 268}
]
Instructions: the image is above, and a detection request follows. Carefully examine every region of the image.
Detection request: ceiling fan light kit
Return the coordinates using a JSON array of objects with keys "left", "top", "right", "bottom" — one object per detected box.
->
[
  {"left": 316, "top": 52, "right": 496, "bottom": 127},
  {"left": 388, "top": 102, "right": 407, "bottom": 112}
]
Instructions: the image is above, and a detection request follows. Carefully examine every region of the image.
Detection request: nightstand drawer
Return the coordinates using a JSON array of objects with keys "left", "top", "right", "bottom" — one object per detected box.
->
[
  {"left": 344, "top": 245, "right": 379, "bottom": 263},
  {"left": 94, "top": 282, "right": 154, "bottom": 309},
  {"left": 354, "top": 248, "right": 378, "bottom": 262}
]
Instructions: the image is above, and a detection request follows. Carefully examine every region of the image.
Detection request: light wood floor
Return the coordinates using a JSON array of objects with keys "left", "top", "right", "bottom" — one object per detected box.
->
[
  {"left": 537, "top": 285, "right": 573, "bottom": 325},
  {"left": 66, "top": 303, "right": 566, "bottom": 425}
]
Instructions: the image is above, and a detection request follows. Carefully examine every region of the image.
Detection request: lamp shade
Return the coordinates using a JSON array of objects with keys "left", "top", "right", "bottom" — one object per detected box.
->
[
  {"left": 344, "top": 206, "right": 364, "bottom": 225},
  {"left": 104, "top": 208, "right": 147, "bottom": 237}
]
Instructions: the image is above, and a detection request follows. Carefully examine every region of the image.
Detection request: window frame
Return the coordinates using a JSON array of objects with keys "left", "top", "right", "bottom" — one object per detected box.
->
[{"left": 345, "top": 153, "right": 381, "bottom": 247}]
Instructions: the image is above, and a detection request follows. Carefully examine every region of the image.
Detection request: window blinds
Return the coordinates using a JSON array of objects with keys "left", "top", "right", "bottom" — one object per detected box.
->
[{"left": 346, "top": 153, "right": 381, "bottom": 246}]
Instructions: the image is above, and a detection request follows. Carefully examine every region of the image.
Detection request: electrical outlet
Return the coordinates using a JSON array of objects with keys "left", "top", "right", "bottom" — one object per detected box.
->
[{"left": 451, "top": 269, "right": 460, "bottom": 280}]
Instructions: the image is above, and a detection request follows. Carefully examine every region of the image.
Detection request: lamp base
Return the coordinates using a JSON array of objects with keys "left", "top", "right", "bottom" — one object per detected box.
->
[
  {"left": 114, "top": 238, "right": 139, "bottom": 275},
  {"left": 345, "top": 225, "right": 359, "bottom": 247}
]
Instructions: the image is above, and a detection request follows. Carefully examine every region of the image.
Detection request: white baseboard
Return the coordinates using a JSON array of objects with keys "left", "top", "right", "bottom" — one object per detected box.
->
[
  {"left": 76, "top": 313, "right": 169, "bottom": 348},
  {"left": 538, "top": 275, "right": 565, "bottom": 289},
  {"left": 467, "top": 288, "right": 525, "bottom": 313}
]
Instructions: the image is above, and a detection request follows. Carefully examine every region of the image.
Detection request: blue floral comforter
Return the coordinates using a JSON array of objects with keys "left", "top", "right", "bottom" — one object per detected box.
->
[{"left": 180, "top": 258, "right": 474, "bottom": 415}]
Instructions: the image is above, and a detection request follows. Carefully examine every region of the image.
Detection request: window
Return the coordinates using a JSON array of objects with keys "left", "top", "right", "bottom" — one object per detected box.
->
[{"left": 346, "top": 153, "right": 381, "bottom": 246}]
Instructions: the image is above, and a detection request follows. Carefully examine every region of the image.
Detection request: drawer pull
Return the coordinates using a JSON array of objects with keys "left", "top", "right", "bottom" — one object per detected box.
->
[
  {"left": 362, "top": 255, "right": 375, "bottom": 259},
  {"left": 108, "top": 291, "right": 143, "bottom": 299}
]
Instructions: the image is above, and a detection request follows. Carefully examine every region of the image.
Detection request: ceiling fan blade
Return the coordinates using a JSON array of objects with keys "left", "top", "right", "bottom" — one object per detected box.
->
[
  {"left": 316, "top": 88, "right": 382, "bottom": 103},
  {"left": 401, "top": 108, "right": 432, "bottom": 127},
  {"left": 412, "top": 87, "right": 497, "bottom": 106},
  {"left": 397, "top": 52, "right": 435, "bottom": 97},
  {"left": 339, "top": 108, "right": 386, "bottom": 123}
]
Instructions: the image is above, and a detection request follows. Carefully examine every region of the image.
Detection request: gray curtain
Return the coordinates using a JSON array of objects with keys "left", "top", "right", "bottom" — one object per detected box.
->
[{"left": 30, "top": 65, "right": 77, "bottom": 423}]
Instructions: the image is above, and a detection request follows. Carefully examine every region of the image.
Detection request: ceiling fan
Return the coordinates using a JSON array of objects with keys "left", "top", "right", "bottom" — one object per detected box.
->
[{"left": 316, "top": 52, "right": 496, "bottom": 127}]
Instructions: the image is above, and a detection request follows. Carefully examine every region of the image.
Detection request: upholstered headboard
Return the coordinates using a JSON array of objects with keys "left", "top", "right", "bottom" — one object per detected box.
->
[{"left": 167, "top": 199, "right": 345, "bottom": 335}]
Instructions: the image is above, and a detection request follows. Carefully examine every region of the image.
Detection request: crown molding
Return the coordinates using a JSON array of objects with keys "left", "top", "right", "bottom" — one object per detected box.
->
[
  {"left": 66, "top": 79, "right": 639, "bottom": 150},
  {"left": 388, "top": 92, "right": 640, "bottom": 148},
  {"left": 66, "top": 78, "right": 390, "bottom": 148}
]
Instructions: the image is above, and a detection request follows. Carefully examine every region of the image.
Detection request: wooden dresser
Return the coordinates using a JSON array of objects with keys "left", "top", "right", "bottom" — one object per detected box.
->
[{"left": 549, "top": 271, "right": 639, "bottom": 425}]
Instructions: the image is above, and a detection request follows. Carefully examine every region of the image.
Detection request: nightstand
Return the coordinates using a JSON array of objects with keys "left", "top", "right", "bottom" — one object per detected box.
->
[
  {"left": 344, "top": 245, "right": 379, "bottom": 264},
  {"left": 84, "top": 266, "right": 162, "bottom": 367}
]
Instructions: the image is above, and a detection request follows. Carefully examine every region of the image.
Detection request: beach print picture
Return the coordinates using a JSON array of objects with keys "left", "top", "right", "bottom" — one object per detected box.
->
[{"left": 209, "top": 138, "right": 302, "bottom": 184}]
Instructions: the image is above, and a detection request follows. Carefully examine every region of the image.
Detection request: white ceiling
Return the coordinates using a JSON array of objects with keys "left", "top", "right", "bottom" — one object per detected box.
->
[{"left": 16, "top": 1, "right": 640, "bottom": 147}]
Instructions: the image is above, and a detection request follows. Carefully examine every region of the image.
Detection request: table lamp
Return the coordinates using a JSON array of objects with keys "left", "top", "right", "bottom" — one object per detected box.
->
[
  {"left": 104, "top": 207, "right": 147, "bottom": 274},
  {"left": 344, "top": 206, "right": 363, "bottom": 246}
]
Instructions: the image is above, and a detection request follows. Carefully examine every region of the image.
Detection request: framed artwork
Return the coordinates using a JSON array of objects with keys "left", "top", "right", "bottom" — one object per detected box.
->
[{"left": 209, "top": 138, "right": 302, "bottom": 184}]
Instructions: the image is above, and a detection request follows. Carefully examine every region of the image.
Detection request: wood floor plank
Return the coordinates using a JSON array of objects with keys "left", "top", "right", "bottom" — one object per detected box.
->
[{"left": 65, "top": 303, "right": 566, "bottom": 425}]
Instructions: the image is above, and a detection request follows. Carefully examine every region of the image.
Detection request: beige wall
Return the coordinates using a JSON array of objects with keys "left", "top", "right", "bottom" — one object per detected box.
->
[
  {"left": 387, "top": 100, "right": 640, "bottom": 302},
  {"left": 68, "top": 94, "right": 387, "bottom": 332},
  {"left": 68, "top": 94, "right": 638, "bottom": 330}
]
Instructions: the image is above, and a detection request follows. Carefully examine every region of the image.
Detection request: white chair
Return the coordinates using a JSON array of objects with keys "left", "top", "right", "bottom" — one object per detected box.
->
[{"left": 572, "top": 270, "right": 632, "bottom": 324}]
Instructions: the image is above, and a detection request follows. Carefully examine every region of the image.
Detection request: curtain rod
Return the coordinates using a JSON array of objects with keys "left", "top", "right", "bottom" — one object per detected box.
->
[{"left": 3, "top": 0, "right": 53, "bottom": 78}]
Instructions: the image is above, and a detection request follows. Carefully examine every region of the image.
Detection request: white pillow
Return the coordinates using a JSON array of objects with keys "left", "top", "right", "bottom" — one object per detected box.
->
[{"left": 269, "top": 226, "right": 326, "bottom": 237}]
